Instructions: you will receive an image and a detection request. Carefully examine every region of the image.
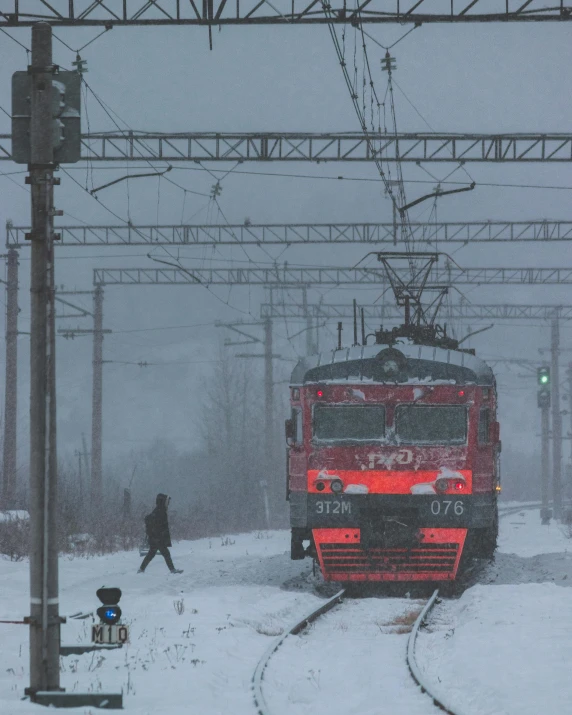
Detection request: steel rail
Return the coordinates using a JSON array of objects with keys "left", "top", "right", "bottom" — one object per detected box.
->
[
  {"left": 251, "top": 588, "right": 345, "bottom": 715},
  {"left": 406, "top": 589, "right": 465, "bottom": 714},
  {"left": 407, "top": 502, "right": 551, "bottom": 713}
]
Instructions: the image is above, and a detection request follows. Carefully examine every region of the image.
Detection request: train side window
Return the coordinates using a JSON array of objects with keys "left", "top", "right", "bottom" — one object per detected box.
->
[
  {"left": 478, "top": 408, "right": 490, "bottom": 444},
  {"left": 290, "top": 407, "right": 303, "bottom": 444}
]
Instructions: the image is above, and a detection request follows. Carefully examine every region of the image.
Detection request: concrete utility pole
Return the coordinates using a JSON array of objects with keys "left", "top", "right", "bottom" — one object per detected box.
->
[
  {"left": 264, "top": 318, "right": 274, "bottom": 459},
  {"left": 2, "top": 248, "right": 19, "bottom": 508},
  {"left": 540, "top": 398, "right": 551, "bottom": 525},
  {"left": 219, "top": 317, "right": 280, "bottom": 526},
  {"left": 75, "top": 448, "right": 83, "bottom": 515},
  {"left": 302, "top": 288, "right": 313, "bottom": 356},
  {"left": 568, "top": 363, "right": 572, "bottom": 499},
  {"left": 27, "top": 22, "right": 61, "bottom": 696},
  {"left": 551, "top": 319, "right": 562, "bottom": 519},
  {"left": 91, "top": 285, "right": 104, "bottom": 507}
]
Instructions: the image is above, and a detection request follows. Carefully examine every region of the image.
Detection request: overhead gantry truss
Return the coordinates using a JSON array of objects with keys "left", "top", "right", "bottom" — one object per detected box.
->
[
  {"left": 260, "top": 302, "right": 572, "bottom": 320},
  {"left": 1, "top": 1, "right": 571, "bottom": 26},
  {"left": 93, "top": 265, "right": 572, "bottom": 286},
  {"left": 3, "top": 132, "right": 572, "bottom": 163},
  {"left": 8, "top": 220, "right": 572, "bottom": 247}
]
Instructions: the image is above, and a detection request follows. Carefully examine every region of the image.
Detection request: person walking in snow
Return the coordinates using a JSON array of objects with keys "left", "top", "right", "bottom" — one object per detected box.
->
[{"left": 138, "top": 493, "right": 183, "bottom": 574}]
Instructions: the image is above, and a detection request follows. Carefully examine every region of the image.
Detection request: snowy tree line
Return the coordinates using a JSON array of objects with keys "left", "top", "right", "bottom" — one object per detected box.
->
[{"left": 0, "top": 351, "right": 289, "bottom": 558}]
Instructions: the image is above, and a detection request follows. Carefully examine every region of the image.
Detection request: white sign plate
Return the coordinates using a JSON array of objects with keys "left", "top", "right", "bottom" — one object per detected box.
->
[{"left": 91, "top": 624, "right": 129, "bottom": 645}]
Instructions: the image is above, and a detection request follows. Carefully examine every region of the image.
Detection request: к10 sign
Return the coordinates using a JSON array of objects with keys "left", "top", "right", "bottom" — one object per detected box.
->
[{"left": 92, "top": 624, "right": 129, "bottom": 645}]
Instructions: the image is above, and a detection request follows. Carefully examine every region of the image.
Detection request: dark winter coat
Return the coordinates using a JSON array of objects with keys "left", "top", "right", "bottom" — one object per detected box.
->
[{"left": 144, "top": 493, "right": 172, "bottom": 548}]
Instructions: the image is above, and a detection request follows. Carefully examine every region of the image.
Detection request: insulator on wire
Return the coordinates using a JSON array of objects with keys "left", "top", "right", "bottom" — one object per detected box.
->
[{"left": 381, "top": 51, "right": 397, "bottom": 73}]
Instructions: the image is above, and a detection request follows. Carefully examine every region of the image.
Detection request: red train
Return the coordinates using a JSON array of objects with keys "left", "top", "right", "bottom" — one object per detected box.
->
[{"left": 286, "top": 333, "right": 500, "bottom": 583}]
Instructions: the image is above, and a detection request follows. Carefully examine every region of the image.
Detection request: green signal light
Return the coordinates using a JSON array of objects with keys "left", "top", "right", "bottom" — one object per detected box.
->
[{"left": 540, "top": 375, "right": 549, "bottom": 384}]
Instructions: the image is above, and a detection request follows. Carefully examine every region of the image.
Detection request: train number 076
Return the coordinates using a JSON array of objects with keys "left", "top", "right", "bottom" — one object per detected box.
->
[{"left": 430, "top": 500, "right": 464, "bottom": 516}]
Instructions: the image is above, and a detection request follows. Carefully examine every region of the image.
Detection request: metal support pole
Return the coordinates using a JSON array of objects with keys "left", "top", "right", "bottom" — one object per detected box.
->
[
  {"left": 81, "top": 432, "right": 90, "bottom": 480},
  {"left": 27, "top": 22, "right": 61, "bottom": 695},
  {"left": 568, "top": 363, "right": 572, "bottom": 490},
  {"left": 551, "top": 319, "right": 562, "bottom": 519},
  {"left": 259, "top": 479, "right": 270, "bottom": 529},
  {"left": 302, "top": 287, "right": 312, "bottom": 356},
  {"left": 76, "top": 448, "right": 83, "bottom": 519},
  {"left": 306, "top": 313, "right": 313, "bottom": 356},
  {"left": 2, "top": 248, "right": 19, "bottom": 508},
  {"left": 91, "top": 286, "right": 103, "bottom": 509},
  {"left": 264, "top": 318, "right": 273, "bottom": 460},
  {"left": 541, "top": 403, "right": 551, "bottom": 525}
]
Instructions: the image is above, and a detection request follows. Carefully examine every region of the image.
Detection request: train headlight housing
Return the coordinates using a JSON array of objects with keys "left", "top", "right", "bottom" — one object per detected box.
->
[
  {"left": 330, "top": 479, "right": 344, "bottom": 494},
  {"left": 435, "top": 476, "right": 466, "bottom": 494}
]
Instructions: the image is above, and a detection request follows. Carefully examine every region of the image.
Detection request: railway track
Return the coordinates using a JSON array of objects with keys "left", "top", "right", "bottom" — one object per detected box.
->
[
  {"left": 251, "top": 587, "right": 457, "bottom": 715},
  {"left": 252, "top": 502, "right": 546, "bottom": 715},
  {"left": 252, "top": 589, "right": 346, "bottom": 715}
]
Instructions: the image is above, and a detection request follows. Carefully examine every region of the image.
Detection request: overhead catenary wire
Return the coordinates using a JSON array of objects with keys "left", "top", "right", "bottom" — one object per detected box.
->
[
  {"left": 0, "top": 26, "right": 30, "bottom": 54},
  {"left": 81, "top": 80, "right": 209, "bottom": 200},
  {"left": 36, "top": 164, "right": 572, "bottom": 193},
  {"left": 321, "top": 2, "right": 401, "bottom": 214}
]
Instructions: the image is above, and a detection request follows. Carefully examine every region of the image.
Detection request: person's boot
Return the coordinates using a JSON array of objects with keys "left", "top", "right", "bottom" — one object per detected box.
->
[{"left": 170, "top": 568, "right": 183, "bottom": 574}]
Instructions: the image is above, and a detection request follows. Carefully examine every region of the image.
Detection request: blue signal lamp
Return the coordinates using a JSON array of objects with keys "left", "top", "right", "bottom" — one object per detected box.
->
[
  {"left": 97, "top": 605, "right": 122, "bottom": 625},
  {"left": 96, "top": 586, "right": 122, "bottom": 625}
]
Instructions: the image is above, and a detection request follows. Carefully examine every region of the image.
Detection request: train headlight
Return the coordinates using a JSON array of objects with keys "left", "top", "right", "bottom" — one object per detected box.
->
[
  {"left": 435, "top": 476, "right": 466, "bottom": 494},
  {"left": 330, "top": 479, "right": 344, "bottom": 494},
  {"left": 316, "top": 481, "right": 326, "bottom": 492}
]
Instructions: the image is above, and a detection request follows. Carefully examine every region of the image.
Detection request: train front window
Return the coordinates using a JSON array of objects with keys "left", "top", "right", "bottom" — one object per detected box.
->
[
  {"left": 313, "top": 405, "right": 385, "bottom": 442},
  {"left": 395, "top": 405, "right": 467, "bottom": 445}
]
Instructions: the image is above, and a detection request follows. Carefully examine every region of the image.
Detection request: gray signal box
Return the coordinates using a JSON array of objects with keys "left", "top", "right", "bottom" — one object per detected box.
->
[{"left": 12, "top": 70, "right": 81, "bottom": 164}]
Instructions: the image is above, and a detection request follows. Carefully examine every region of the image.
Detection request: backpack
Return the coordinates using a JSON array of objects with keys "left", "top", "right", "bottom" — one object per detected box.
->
[{"left": 144, "top": 512, "right": 155, "bottom": 536}]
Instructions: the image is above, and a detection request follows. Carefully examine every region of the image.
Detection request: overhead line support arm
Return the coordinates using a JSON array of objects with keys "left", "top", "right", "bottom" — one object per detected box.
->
[
  {"left": 1, "top": 1, "right": 572, "bottom": 25},
  {"left": 4, "top": 132, "right": 572, "bottom": 163}
]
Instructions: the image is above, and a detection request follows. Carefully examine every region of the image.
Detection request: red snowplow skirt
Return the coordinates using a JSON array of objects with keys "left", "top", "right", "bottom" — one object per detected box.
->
[{"left": 313, "top": 527, "right": 467, "bottom": 582}]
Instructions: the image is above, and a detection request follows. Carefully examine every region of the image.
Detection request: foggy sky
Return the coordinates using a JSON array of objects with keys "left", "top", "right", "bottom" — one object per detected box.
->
[{"left": 0, "top": 18, "right": 571, "bottom": 476}]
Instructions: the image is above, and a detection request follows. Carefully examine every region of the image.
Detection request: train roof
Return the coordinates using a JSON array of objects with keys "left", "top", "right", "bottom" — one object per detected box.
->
[{"left": 290, "top": 342, "right": 494, "bottom": 387}]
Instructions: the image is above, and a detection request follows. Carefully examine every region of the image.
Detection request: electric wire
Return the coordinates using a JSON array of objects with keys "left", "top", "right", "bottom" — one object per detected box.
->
[
  {"left": 48, "top": 164, "right": 572, "bottom": 192},
  {"left": 321, "top": 3, "right": 399, "bottom": 211},
  {"left": 0, "top": 27, "right": 30, "bottom": 54},
  {"left": 360, "top": 25, "right": 420, "bottom": 52},
  {"left": 81, "top": 80, "right": 209, "bottom": 199},
  {"left": 60, "top": 167, "right": 129, "bottom": 224},
  {"left": 392, "top": 78, "right": 476, "bottom": 188}
]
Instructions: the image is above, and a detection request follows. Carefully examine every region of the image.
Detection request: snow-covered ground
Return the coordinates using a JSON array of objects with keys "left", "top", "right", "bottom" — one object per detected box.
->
[
  {"left": 1, "top": 507, "right": 571, "bottom": 714},
  {"left": 498, "top": 503, "right": 571, "bottom": 557},
  {"left": 0, "top": 531, "right": 319, "bottom": 714},
  {"left": 264, "top": 596, "right": 436, "bottom": 715},
  {"left": 416, "top": 508, "right": 572, "bottom": 715}
]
